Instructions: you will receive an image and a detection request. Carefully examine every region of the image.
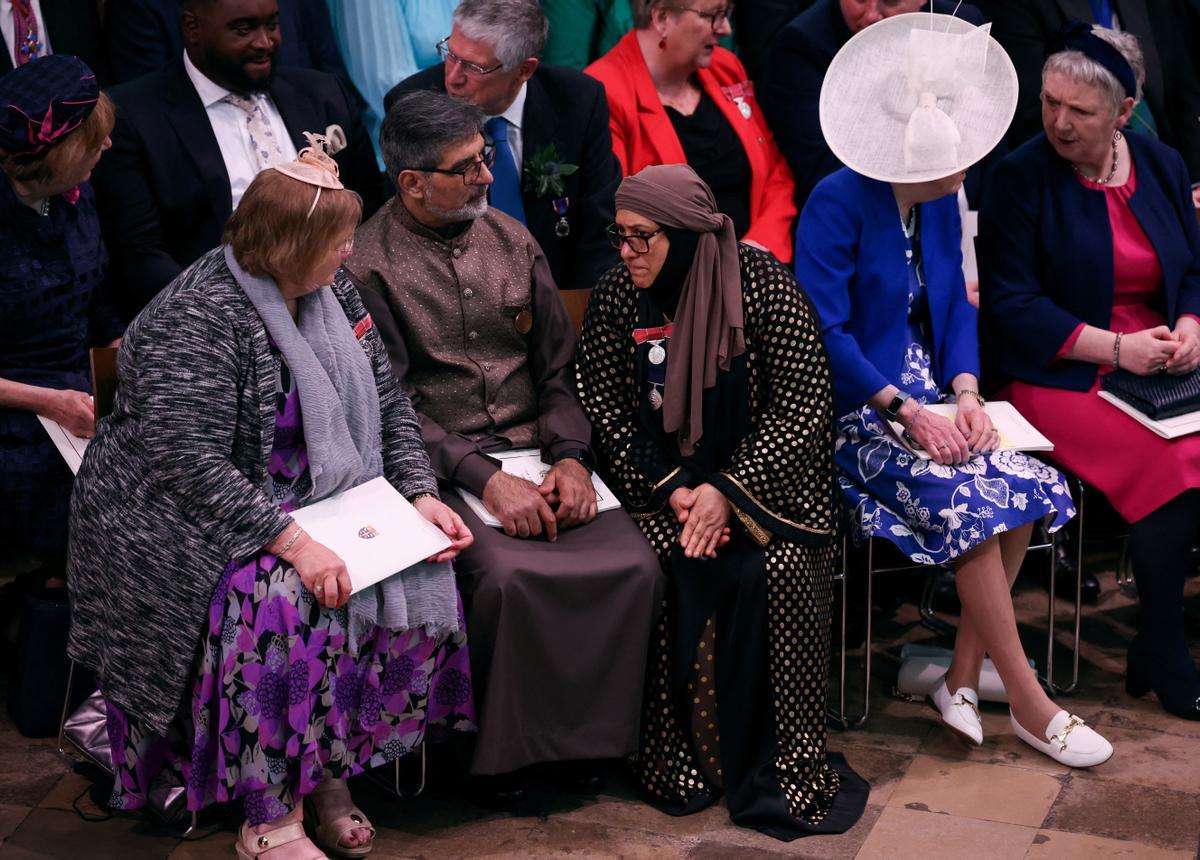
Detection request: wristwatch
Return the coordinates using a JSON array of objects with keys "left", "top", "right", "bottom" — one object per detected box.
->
[
  {"left": 553, "top": 447, "right": 594, "bottom": 474},
  {"left": 883, "top": 390, "right": 911, "bottom": 423}
]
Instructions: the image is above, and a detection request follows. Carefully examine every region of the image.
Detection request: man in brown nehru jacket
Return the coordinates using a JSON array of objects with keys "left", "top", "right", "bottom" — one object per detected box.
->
[{"left": 339, "top": 90, "right": 663, "bottom": 800}]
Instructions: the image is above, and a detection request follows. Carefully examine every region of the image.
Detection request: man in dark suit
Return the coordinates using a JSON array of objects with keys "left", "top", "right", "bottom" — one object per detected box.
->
[
  {"left": 386, "top": 0, "right": 620, "bottom": 292},
  {"left": 0, "top": 0, "right": 108, "bottom": 83},
  {"left": 975, "top": 0, "right": 1200, "bottom": 190},
  {"left": 103, "top": 0, "right": 359, "bottom": 104},
  {"left": 92, "top": 0, "right": 382, "bottom": 320},
  {"left": 760, "top": 0, "right": 986, "bottom": 213}
]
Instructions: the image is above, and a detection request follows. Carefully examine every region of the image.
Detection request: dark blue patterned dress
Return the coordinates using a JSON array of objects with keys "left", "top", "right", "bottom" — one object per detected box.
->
[{"left": 0, "top": 180, "right": 123, "bottom": 559}]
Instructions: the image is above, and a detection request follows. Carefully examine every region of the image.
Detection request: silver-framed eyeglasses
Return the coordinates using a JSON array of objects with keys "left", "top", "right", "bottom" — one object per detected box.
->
[
  {"left": 399, "top": 143, "right": 496, "bottom": 184},
  {"left": 606, "top": 224, "right": 664, "bottom": 254},
  {"left": 435, "top": 37, "right": 503, "bottom": 76},
  {"left": 667, "top": 4, "right": 735, "bottom": 31}
]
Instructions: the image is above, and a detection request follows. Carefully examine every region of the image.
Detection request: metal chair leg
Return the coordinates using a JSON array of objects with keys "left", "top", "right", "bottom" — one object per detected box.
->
[
  {"left": 918, "top": 569, "right": 957, "bottom": 638},
  {"left": 367, "top": 743, "right": 427, "bottom": 799},
  {"left": 56, "top": 659, "right": 77, "bottom": 756},
  {"left": 1042, "top": 481, "right": 1084, "bottom": 695},
  {"left": 828, "top": 539, "right": 850, "bottom": 730}
]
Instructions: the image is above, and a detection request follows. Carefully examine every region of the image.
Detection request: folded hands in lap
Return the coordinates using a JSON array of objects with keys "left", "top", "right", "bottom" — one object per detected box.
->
[
  {"left": 670, "top": 484, "right": 733, "bottom": 559},
  {"left": 1164, "top": 318, "right": 1200, "bottom": 375},
  {"left": 538, "top": 458, "right": 598, "bottom": 529},
  {"left": 1121, "top": 325, "right": 1182, "bottom": 375}
]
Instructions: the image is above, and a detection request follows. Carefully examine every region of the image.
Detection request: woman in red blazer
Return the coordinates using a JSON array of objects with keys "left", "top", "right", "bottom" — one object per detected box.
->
[{"left": 586, "top": 2, "right": 797, "bottom": 262}]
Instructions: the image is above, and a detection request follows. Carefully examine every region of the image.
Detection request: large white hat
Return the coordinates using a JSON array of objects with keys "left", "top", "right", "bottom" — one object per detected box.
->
[{"left": 819, "top": 11, "right": 1018, "bottom": 184}]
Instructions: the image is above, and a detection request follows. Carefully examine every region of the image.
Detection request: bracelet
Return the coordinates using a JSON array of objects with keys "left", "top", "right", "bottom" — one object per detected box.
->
[
  {"left": 277, "top": 523, "right": 304, "bottom": 559},
  {"left": 409, "top": 492, "right": 437, "bottom": 504},
  {"left": 899, "top": 404, "right": 922, "bottom": 430},
  {"left": 1113, "top": 332, "right": 1123, "bottom": 369},
  {"left": 957, "top": 389, "right": 985, "bottom": 407}
]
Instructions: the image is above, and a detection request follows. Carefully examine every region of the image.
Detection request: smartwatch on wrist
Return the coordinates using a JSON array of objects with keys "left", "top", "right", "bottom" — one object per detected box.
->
[{"left": 883, "top": 390, "right": 911, "bottom": 423}]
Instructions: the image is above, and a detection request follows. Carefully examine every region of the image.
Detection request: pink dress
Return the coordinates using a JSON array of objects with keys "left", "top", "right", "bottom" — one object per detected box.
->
[{"left": 1001, "top": 162, "right": 1200, "bottom": 523}]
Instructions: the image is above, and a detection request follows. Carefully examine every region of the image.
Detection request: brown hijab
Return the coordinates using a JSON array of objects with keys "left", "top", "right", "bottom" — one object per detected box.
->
[{"left": 614, "top": 164, "right": 745, "bottom": 456}]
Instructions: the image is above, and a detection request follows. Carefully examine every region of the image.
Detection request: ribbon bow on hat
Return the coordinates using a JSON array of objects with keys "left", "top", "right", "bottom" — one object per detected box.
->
[
  {"left": 817, "top": 12, "right": 1017, "bottom": 184},
  {"left": 0, "top": 54, "right": 99, "bottom": 162},
  {"left": 903, "top": 23, "right": 992, "bottom": 173}
]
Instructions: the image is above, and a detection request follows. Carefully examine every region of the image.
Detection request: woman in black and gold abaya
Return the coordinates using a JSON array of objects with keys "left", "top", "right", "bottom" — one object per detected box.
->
[{"left": 576, "top": 163, "right": 867, "bottom": 841}]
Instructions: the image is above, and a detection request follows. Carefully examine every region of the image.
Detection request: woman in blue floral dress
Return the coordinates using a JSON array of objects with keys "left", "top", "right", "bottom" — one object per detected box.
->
[{"left": 794, "top": 13, "right": 1112, "bottom": 768}]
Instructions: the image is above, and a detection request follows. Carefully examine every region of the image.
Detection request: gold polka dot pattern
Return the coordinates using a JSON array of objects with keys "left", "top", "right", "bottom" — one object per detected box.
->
[{"left": 576, "top": 246, "right": 844, "bottom": 824}]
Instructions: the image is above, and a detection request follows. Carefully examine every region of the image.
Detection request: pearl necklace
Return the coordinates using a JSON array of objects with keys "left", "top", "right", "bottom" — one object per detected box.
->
[{"left": 1072, "top": 131, "right": 1121, "bottom": 185}]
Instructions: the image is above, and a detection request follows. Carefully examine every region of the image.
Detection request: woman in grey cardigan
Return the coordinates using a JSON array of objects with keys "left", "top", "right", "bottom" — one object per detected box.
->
[{"left": 67, "top": 140, "right": 475, "bottom": 859}]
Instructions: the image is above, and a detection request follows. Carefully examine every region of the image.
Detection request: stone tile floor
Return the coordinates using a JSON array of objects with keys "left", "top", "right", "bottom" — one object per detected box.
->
[{"left": 1, "top": 560, "right": 1197, "bottom": 859}]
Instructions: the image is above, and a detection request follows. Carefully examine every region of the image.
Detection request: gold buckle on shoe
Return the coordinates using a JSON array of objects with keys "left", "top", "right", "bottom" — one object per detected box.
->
[
  {"left": 1050, "top": 715, "right": 1084, "bottom": 752},
  {"left": 953, "top": 692, "right": 980, "bottom": 721}
]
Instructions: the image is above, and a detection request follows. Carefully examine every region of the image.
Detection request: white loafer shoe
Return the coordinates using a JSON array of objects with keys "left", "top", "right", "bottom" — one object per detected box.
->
[
  {"left": 1011, "top": 709, "right": 1113, "bottom": 768},
  {"left": 930, "top": 677, "right": 983, "bottom": 745}
]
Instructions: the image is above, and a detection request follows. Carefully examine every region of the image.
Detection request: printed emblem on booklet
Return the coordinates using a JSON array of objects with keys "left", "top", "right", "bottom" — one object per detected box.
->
[{"left": 357, "top": 525, "right": 380, "bottom": 540}]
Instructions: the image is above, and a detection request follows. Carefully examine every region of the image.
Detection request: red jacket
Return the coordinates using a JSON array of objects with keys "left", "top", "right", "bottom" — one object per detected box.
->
[{"left": 586, "top": 31, "right": 797, "bottom": 262}]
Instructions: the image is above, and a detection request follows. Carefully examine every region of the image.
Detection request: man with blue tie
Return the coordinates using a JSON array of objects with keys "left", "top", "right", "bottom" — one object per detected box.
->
[{"left": 386, "top": 0, "right": 621, "bottom": 291}]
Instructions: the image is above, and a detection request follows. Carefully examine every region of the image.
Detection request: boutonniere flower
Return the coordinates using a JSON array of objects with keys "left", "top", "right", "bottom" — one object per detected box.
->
[{"left": 524, "top": 144, "right": 578, "bottom": 198}]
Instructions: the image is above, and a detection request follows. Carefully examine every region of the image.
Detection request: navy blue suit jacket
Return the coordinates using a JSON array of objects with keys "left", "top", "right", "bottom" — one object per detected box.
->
[
  {"left": 795, "top": 168, "right": 979, "bottom": 417},
  {"left": 979, "top": 133, "right": 1200, "bottom": 391},
  {"left": 759, "top": 0, "right": 985, "bottom": 213},
  {"left": 92, "top": 58, "right": 383, "bottom": 320},
  {"left": 103, "top": 0, "right": 360, "bottom": 106}
]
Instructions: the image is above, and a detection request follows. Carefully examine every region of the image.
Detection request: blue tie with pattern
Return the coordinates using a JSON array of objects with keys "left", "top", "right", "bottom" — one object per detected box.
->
[{"left": 485, "top": 116, "right": 526, "bottom": 224}]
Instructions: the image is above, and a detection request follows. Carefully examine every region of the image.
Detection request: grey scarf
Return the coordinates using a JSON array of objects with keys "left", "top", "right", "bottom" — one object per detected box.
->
[{"left": 225, "top": 246, "right": 458, "bottom": 644}]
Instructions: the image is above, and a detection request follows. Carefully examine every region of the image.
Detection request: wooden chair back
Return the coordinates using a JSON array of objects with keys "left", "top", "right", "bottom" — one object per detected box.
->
[
  {"left": 560, "top": 288, "right": 592, "bottom": 337},
  {"left": 89, "top": 347, "right": 119, "bottom": 423}
]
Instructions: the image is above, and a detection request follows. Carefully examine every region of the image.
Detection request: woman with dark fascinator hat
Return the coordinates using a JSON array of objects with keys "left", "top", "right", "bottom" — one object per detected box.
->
[
  {"left": 0, "top": 55, "right": 120, "bottom": 601},
  {"left": 982, "top": 23, "right": 1200, "bottom": 723},
  {"left": 577, "top": 163, "right": 869, "bottom": 841}
]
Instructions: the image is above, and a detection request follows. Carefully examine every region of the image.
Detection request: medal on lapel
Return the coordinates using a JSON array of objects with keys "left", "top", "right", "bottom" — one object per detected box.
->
[
  {"left": 514, "top": 305, "right": 534, "bottom": 334},
  {"left": 633, "top": 323, "right": 674, "bottom": 408},
  {"left": 552, "top": 197, "right": 571, "bottom": 238},
  {"left": 648, "top": 384, "right": 664, "bottom": 410},
  {"left": 721, "top": 82, "right": 755, "bottom": 120}
]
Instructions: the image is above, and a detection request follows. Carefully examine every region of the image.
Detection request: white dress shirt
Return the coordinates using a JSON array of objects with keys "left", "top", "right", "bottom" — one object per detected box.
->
[
  {"left": 489, "top": 82, "right": 528, "bottom": 169},
  {"left": 183, "top": 51, "right": 297, "bottom": 208},
  {"left": 1, "top": 0, "right": 50, "bottom": 66}
]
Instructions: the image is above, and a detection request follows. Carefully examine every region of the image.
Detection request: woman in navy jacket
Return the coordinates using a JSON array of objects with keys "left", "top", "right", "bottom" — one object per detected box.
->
[
  {"left": 798, "top": 12, "right": 1112, "bottom": 767},
  {"left": 981, "top": 25, "right": 1200, "bottom": 721}
]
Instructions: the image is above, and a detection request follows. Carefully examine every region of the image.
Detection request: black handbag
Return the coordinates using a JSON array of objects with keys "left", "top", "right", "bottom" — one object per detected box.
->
[{"left": 1100, "top": 368, "right": 1200, "bottom": 420}]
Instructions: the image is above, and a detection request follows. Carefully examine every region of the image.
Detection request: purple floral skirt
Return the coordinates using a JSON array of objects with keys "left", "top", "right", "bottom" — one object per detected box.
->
[{"left": 105, "top": 551, "right": 475, "bottom": 823}]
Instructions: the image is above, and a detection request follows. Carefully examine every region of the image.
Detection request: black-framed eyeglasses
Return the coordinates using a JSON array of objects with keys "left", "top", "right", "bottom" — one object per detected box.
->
[
  {"left": 435, "top": 37, "right": 504, "bottom": 76},
  {"left": 666, "top": 3, "right": 735, "bottom": 31},
  {"left": 607, "top": 224, "right": 664, "bottom": 254},
  {"left": 401, "top": 144, "right": 496, "bottom": 184}
]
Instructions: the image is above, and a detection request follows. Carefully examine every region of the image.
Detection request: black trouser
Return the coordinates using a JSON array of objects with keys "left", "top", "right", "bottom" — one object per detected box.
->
[{"left": 1127, "top": 490, "right": 1200, "bottom": 680}]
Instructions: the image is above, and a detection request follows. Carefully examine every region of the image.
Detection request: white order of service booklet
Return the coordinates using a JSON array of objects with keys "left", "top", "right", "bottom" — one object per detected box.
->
[
  {"left": 455, "top": 448, "right": 621, "bottom": 528},
  {"left": 290, "top": 476, "right": 451, "bottom": 593},
  {"left": 884, "top": 401, "right": 1053, "bottom": 459}
]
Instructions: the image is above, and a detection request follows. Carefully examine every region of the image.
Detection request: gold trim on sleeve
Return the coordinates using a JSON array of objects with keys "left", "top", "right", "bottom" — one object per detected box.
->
[{"left": 719, "top": 472, "right": 834, "bottom": 536}]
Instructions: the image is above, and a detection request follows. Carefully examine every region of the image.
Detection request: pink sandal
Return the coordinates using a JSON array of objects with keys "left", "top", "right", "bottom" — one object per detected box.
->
[
  {"left": 304, "top": 780, "right": 375, "bottom": 858},
  {"left": 234, "top": 819, "right": 327, "bottom": 859}
]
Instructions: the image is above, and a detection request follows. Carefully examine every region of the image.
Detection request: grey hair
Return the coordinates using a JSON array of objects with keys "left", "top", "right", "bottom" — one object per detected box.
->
[
  {"left": 1043, "top": 26, "right": 1145, "bottom": 115},
  {"left": 380, "top": 90, "right": 485, "bottom": 181},
  {"left": 452, "top": 0, "right": 548, "bottom": 69}
]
